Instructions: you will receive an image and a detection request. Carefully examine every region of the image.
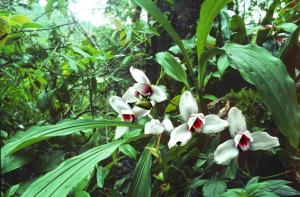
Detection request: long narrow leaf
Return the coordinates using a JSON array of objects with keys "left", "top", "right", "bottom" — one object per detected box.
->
[
  {"left": 196, "top": 0, "right": 231, "bottom": 61},
  {"left": 1, "top": 119, "right": 142, "bottom": 158},
  {"left": 196, "top": 0, "right": 231, "bottom": 87},
  {"left": 21, "top": 139, "right": 126, "bottom": 197},
  {"left": 126, "top": 137, "right": 155, "bottom": 197},
  {"left": 223, "top": 43, "right": 300, "bottom": 148}
]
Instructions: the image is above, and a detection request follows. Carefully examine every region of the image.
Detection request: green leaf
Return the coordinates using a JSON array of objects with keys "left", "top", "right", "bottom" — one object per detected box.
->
[
  {"left": 72, "top": 46, "right": 91, "bottom": 58},
  {"left": 196, "top": 0, "right": 232, "bottom": 61},
  {"left": 133, "top": 0, "right": 193, "bottom": 81},
  {"left": 74, "top": 191, "right": 90, "bottom": 197},
  {"left": 22, "top": 140, "right": 126, "bottom": 197},
  {"left": 126, "top": 138, "right": 155, "bottom": 197},
  {"left": 22, "top": 22, "right": 43, "bottom": 29},
  {"left": 223, "top": 43, "right": 300, "bottom": 148},
  {"left": 1, "top": 151, "right": 33, "bottom": 174},
  {"left": 10, "top": 15, "right": 32, "bottom": 25},
  {"left": 155, "top": 52, "right": 189, "bottom": 87},
  {"left": 1, "top": 119, "right": 142, "bottom": 159},
  {"left": 96, "top": 166, "right": 109, "bottom": 189},
  {"left": 276, "top": 23, "right": 297, "bottom": 33},
  {"left": 224, "top": 157, "right": 239, "bottom": 179},
  {"left": 165, "top": 95, "right": 181, "bottom": 113},
  {"left": 217, "top": 54, "right": 230, "bottom": 77},
  {"left": 119, "top": 143, "right": 137, "bottom": 159},
  {"left": 203, "top": 180, "right": 226, "bottom": 197},
  {"left": 222, "top": 189, "right": 246, "bottom": 197}
]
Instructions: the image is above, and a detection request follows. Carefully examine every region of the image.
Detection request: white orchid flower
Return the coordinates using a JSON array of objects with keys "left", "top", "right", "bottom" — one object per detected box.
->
[
  {"left": 109, "top": 96, "right": 149, "bottom": 139},
  {"left": 126, "top": 66, "right": 167, "bottom": 103},
  {"left": 144, "top": 118, "right": 174, "bottom": 135},
  {"left": 214, "top": 107, "right": 280, "bottom": 165},
  {"left": 168, "top": 91, "right": 228, "bottom": 148}
]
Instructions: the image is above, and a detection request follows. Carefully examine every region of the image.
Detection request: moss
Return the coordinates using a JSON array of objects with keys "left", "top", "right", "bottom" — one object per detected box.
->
[{"left": 227, "top": 88, "right": 273, "bottom": 130}]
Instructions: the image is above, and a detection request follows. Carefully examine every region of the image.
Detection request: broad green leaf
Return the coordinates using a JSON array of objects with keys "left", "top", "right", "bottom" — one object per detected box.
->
[
  {"left": 22, "top": 140, "right": 126, "bottom": 197},
  {"left": 126, "top": 137, "right": 155, "bottom": 197},
  {"left": 217, "top": 54, "right": 230, "bottom": 77},
  {"left": 276, "top": 23, "right": 297, "bottom": 33},
  {"left": 196, "top": 0, "right": 232, "bottom": 61},
  {"left": 10, "top": 15, "right": 32, "bottom": 25},
  {"left": 223, "top": 43, "right": 300, "bottom": 148},
  {"left": 1, "top": 151, "right": 33, "bottom": 174},
  {"left": 22, "top": 22, "right": 43, "bottom": 29},
  {"left": 119, "top": 143, "right": 137, "bottom": 159},
  {"left": 96, "top": 166, "right": 109, "bottom": 189},
  {"left": 203, "top": 180, "right": 226, "bottom": 197},
  {"left": 155, "top": 52, "right": 189, "bottom": 87},
  {"left": 1, "top": 119, "right": 142, "bottom": 159}
]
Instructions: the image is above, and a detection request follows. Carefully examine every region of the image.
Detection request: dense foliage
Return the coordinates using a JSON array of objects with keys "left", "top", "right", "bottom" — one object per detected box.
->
[{"left": 1, "top": 0, "right": 300, "bottom": 196}]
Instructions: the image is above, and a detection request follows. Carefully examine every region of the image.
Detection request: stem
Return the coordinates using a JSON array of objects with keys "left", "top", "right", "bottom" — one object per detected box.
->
[{"left": 259, "top": 170, "right": 293, "bottom": 180}]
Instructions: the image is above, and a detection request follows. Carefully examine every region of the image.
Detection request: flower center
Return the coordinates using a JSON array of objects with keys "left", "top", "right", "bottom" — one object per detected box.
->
[
  {"left": 144, "top": 85, "right": 152, "bottom": 95},
  {"left": 122, "top": 114, "right": 135, "bottom": 122},
  {"left": 135, "top": 91, "right": 141, "bottom": 97},
  {"left": 238, "top": 134, "right": 251, "bottom": 151},
  {"left": 190, "top": 117, "right": 203, "bottom": 132}
]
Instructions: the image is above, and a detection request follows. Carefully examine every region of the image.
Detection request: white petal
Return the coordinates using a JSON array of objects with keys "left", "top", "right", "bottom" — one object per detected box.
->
[
  {"left": 122, "top": 86, "right": 139, "bottom": 103},
  {"left": 133, "top": 83, "right": 151, "bottom": 96},
  {"left": 132, "top": 106, "right": 150, "bottom": 118},
  {"left": 202, "top": 114, "right": 228, "bottom": 134},
  {"left": 233, "top": 133, "right": 243, "bottom": 147},
  {"left": 130, "top": 66, "right": 150, "bottom": 84},
  {"left": 162, "top": 118, "right": 174, "bottom": 132},
  {"left": 228, "top": 107, "right": 247, "bottom": 137},
  {"left": 115, "top": 126, "right": 129, "bottom": 139},
  {"left": 109, "top": 96, "right": 131, "bottom": 114},
  {"left": 214, "top": 139, "right": 239, "bottom": 165},
  {"left": 250, "top": 132, "right": 280, "bottom": 151},
  {"left": 179, "top": 91, "right": 198, "bottom": 121},
  {"left": 168, "top": 124, "right": 192, "bottom": 148},
  {"left": 144, "top": 119, "right": 165, "bottom": 135},
  {"left": 150, "top": 85, "right": 167, "bottom": 102}
]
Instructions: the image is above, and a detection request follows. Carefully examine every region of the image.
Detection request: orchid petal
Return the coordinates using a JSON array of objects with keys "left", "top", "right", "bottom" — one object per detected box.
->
[
  {"left": 250, "top": 132, "right": 280, "bottom": 151},
  {"left": 133, "top": 83, "right": 151, "bottom": 96},
  {"left": 150, "top": 85, "right": 167, "bottom": 102},
  {"left": 202, "top": 114, "right": 228, "bottom": 134},
  {"left": 115, "top": 126, "right": 129, "bottom": 139},
  {"left": 109, "top": 96, "right": 131, "bottom": 114},
  {"left": 214, "top": 139, "right": 239, "bottom": 165},
  {"left": 168, "top": 124, "right": 192, "bottom": 148},
  {"left": 144, "top": 119, "right": 165, "bottom": 135},
  {"left": 179, "top": 91, "right": 198, "bottom": 121},
  {"left": 233, "top": 130, "right": 253, "bottom": 147},
  {"left": 130, "top": 66, "right": 150, "bottom": 84},
  {"left": 162, "top": 118, "right": 174, "bottom": 132},
  {"left": 132, "top": 106, "right": 150, "bottom": 118},
  {"left": 122, "top": 86, "right": 139, "bottom": 103},
  {"left": 228, "top": 107, "right": 247, "bottom": 137}
]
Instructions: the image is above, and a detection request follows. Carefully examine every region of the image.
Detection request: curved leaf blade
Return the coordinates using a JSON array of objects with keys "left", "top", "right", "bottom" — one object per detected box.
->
[
  {"left": 126, "top": 138, "right": 155, "bottom": 197},
  {"left": 155, "top": 52, "right": 189, "bottom": 87},
  {"left": 223, "top": 43, "right": 300, "bottom": 147},
  {"left": 196, "top": 0, "right": 232, "bottom": 61},
  {"left": 1, "top": 119, "right": 142, "bottom": 158},
  {"left": 21, "top": 139, "right": 125, "bottom": 197}
]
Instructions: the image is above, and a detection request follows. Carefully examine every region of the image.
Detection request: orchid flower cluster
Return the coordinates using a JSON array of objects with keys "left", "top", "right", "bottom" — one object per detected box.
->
[{"left": 109, "top": 67, "right": 280, "bottom": 165}]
